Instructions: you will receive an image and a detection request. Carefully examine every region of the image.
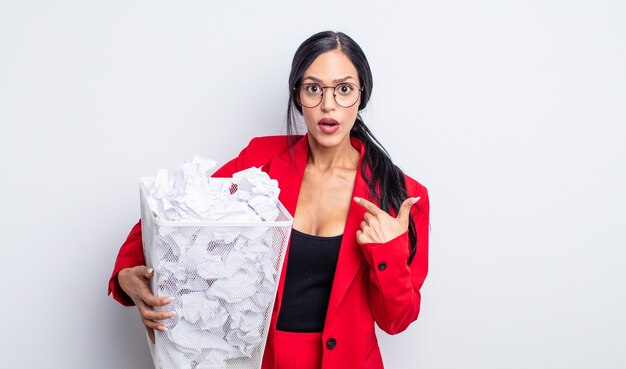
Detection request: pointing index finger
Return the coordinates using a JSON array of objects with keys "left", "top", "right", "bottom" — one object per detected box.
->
[{"left": 354, "top": 197, "right": 384, "bottom": 215}]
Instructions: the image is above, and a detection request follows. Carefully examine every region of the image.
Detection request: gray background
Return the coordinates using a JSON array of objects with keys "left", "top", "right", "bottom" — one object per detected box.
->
[{"left": 1, "top": 0, "right": 624, "bottom": 368}]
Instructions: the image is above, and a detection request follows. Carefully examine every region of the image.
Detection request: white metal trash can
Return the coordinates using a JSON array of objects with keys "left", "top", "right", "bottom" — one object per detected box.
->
[{"left": 140, "top": 178, "right": 293, "bottom": 369}]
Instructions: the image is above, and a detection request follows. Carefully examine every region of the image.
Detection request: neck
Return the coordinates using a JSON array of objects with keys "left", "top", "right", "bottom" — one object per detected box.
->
[{"left": 306, "top": 135, "right": 359, "bottom": 171}]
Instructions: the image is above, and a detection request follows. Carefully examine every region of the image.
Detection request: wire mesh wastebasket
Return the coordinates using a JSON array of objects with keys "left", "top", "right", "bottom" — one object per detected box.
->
[{"left": 140, "top": 178, "right": 293, "bottom": 369}]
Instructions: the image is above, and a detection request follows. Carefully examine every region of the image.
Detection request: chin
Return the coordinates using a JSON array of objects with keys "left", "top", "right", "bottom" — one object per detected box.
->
[{"left": 308, "top": 130, "right": 350, "bottom": 148}]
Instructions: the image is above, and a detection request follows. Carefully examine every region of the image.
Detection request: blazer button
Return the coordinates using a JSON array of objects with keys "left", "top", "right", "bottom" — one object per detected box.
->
[
  {"left": 326, "top": 337, "right": 337, "bottom": 350},
  {"left": 377, "top": 262, "right": 387, "bottom": 271}
]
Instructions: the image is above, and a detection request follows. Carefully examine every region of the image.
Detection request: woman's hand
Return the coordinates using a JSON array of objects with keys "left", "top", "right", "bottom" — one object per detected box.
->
[
  {"left": 117, "top": 266, "right": 175, "bottom": 344},
  {"left": 354, "top": 197, "right": 420, "bottom": 244}
]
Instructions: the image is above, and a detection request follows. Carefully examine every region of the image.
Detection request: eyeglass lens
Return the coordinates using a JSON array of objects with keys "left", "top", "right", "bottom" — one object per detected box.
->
[{"left": 299, "top": 83, "right": 361, "bottom": 108}]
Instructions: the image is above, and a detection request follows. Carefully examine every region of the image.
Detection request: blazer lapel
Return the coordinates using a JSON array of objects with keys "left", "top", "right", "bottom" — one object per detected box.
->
[
  {"left": 268, "top": 135, "right": 308, "bottom": 216},
  {"left": 266, "top": 135, "right": 369, "bottom": 325},
  {"left": 324, "top": 137, "right": 368, "bottom": 324},
  {"left": 266, "top": 135, "right": 308, "bottom": 317}
]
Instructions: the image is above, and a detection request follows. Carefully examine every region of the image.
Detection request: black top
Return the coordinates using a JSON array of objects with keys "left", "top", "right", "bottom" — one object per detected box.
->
[{"left": 276, "top": 228, "right": 342, "bottom": 332}]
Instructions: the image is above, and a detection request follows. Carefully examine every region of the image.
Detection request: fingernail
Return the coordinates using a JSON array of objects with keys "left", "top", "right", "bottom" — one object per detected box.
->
[
  {"left": 354, "top": 197, "right": 361, "bottom": 202},
  {"left": 165, "top": 311, "right": 176, "bottom": 318},
  {"left": 147, "top": 268, "right": 154, "bottom": 274},
  {"left": 163, "top": 297, "right": 174, "bottom": 304},
  {"left": 158, "top": 326, "right": 167, "bottom": 332},
  {"left": 412, "top": 197, "right": 421, "bottom": 205}
]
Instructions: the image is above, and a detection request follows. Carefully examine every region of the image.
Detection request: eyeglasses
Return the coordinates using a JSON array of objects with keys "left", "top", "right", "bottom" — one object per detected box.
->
[{"left": 294, "top": 82, "right": 363, "bottom": 108}]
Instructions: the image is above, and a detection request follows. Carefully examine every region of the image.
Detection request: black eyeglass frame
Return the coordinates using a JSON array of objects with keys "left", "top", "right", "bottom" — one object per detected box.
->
[{"left": 293, "top": 82, "right": 364, "bottom": 108}]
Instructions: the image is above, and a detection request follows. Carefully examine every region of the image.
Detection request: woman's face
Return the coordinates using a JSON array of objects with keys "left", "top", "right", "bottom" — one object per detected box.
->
[{"left": 299, "top": 49, "right": 361, "bottom": 149}]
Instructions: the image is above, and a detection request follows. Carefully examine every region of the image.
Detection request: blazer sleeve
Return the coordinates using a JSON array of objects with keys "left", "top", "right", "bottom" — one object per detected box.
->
[
  {"left": 357, "top": 180, "right": 430, "bottom": 335},
  {"left": 107, "top": 137, "right": 263, "bottom": 306}
]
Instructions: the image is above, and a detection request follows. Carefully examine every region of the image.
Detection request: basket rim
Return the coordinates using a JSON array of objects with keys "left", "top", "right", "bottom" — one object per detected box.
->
[{"left": 139, "top": 176, "right": 294, "bottom": 227}]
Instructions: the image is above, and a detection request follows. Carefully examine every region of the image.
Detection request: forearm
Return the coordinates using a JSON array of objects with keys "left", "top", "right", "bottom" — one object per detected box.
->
[
  {"left": 108, "top": 221, "right": 145, "bottom": 306},
  {"left": 360, "top": 232, "right": 422, "bottom": 334}
]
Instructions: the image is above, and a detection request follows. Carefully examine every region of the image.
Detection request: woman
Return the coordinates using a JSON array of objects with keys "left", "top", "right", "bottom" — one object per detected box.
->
[{"left": 109, "top": 31, "right": 429, "bottom": 369}]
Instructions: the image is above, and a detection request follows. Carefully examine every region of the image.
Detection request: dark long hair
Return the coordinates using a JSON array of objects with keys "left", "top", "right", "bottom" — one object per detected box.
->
[{"left": 286, "top": 31, "right": 418, "bottom": 265}]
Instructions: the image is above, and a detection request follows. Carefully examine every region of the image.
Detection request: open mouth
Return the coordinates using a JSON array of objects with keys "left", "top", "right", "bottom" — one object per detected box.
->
[
  {"left": 318, "top": 118, "right": 339, "bottom": 126},
  {"left": 318, "top": 118, "right": 340, "bottom": 134}
]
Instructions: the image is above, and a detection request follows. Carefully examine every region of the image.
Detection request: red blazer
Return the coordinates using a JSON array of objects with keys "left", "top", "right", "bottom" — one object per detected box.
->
[{"left": 109, "top": 134, "right": 429, "bottom": 369}]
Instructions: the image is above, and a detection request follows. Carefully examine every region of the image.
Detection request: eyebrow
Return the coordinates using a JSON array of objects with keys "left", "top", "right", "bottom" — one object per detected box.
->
[{"left": 302, "top": 76, "right": 357, "bottom": 84}]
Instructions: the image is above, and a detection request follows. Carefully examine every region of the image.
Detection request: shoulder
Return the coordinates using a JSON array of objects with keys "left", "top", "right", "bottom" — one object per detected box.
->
[
  {"left": 238, "top": 135, "right": 301, "bottom": 168},
  {"left": 403, "top": 173, "right": 428, "bottom": 200},
  {"left": 246, "top": 135, "right": 291, "bottom": 151},
  {"left": 402, "top": 173, "right": 430, "bottom": 217}
]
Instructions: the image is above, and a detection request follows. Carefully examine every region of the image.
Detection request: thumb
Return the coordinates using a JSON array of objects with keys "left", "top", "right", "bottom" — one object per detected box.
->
[
  {"left": 140, "top": 266, "right": 154, "bottom": 278},
  {"left": 396, "top": 197, "right": 420, "bottom": 227}
]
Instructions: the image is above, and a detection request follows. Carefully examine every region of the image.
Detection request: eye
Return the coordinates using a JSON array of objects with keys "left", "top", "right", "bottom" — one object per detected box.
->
[
  {"left": 304, "top": 83, "right": 321, "bottom": 95},
  {"left": 336, "top": 83, "right": 354, "bottom": 95}
]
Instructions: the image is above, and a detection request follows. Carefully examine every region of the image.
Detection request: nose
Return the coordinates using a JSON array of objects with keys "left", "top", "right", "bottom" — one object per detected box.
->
[{"left": 320, "top": 88, "right": 336, "bottom": 112}]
